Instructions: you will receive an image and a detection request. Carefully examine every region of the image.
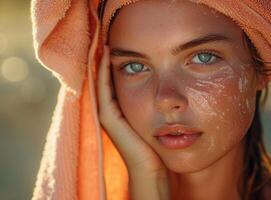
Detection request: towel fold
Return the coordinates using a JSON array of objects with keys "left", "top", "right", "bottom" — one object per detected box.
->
[{"left": 31, "top": 0, "right": 271, "bottom": 199}]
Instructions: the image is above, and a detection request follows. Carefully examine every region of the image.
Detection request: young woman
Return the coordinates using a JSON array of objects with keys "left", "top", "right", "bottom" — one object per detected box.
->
[{"left": 97, "top": 0, "right": 271, "bottom": 199}]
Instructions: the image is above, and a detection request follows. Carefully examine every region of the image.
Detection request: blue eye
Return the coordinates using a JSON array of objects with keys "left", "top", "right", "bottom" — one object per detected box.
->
[
  {"left": 192, "top": 52, "right": 219, "bottom": 64},
  {"left": 122, "top": 63, "right": 148, "bottom": 75}
]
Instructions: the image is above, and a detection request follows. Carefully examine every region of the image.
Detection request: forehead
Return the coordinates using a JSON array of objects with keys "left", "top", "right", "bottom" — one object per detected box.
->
[{"left": 108, "top": 0, "right": 243, "bottom": 47}]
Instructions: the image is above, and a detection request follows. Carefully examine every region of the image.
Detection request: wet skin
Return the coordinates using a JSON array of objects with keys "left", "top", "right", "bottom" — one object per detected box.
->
[{"left": 108, "top": 0, "right": 267, "bottom": 199}]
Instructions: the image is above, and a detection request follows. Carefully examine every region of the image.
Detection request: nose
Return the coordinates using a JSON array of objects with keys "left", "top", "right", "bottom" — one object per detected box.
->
[{"left": 154, "top": 78, "right": 188, "bottom": 114}]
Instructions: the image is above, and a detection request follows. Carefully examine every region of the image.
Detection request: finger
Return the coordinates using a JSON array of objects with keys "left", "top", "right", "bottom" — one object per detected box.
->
[
  {"left": 97, "top": 47, "right": 164, "bottom": 171},
  {"left": 98, "top": 45, "right": 112, "bottom": 110}
]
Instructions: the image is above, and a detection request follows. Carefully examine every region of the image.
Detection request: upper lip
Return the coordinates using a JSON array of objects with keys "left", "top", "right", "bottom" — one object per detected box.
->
[{"left": 154, "top": 124, "right": 202, "bottom": 137}]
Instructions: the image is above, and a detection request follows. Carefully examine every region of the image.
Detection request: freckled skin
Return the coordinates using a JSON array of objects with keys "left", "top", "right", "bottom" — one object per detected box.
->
[{"left": 108, "top": 0, "right": 263, "bottom": 187}]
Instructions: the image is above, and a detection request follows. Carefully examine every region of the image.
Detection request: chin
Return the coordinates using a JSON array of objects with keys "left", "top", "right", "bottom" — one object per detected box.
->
[
  {"left": 163, "top": 157, "right": 211, "bottom": 174},
  {"left": 152, "top": 141, "right": 214, "bottom": 174},
  {"left": 159, "top": 142, "right": 241, "bottom": 174},
  {"left": 156, "top": 150, "right": 210, "bottom": 174}
]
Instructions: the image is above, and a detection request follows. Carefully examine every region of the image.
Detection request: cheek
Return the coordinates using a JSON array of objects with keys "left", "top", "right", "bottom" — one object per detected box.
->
[
  {"left": 114, "top": 80, "right": 152, "bottom": 134},
  {"left": 187, "top": 67, "right": 257, "bottom": 149}
]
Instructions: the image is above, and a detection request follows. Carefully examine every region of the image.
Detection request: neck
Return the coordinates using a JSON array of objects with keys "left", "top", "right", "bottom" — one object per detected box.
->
[{"left": 170, "top": 139, "right": 245, "bottom": 200}]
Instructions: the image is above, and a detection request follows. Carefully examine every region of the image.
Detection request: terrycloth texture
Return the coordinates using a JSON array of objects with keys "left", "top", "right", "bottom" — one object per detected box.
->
[
  {"left": 102, "top": 0, "right": 271, "bottom": 77},
  {"left": 31, "top": 0, "right": 129, "bottom": 199},
  {"left": 31, "top": 0, "right": 271, "bottom": 200}
]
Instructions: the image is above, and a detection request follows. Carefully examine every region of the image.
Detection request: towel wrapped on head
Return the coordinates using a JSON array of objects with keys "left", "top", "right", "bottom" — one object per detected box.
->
[{"left": 31, "top": 0, "right": 271, "bottom": 199}]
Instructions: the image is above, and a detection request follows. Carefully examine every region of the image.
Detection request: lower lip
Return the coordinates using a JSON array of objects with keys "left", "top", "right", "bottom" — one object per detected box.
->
[{"left": 156, "top": 133, "right": 202, "bottom": 149}]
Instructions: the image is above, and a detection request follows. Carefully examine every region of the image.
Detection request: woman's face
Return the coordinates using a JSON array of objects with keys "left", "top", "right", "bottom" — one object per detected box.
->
[{"left": 108, "top": 0, "right": 263, "bottom": 173}]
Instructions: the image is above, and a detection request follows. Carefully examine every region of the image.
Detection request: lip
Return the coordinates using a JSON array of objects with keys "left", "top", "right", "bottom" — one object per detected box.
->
[
  {"left": 154, "top": 124, "right": 202, "bottom": 137},
  {"left": 154, "top": 124, "right": 202, "bottom": 149}
]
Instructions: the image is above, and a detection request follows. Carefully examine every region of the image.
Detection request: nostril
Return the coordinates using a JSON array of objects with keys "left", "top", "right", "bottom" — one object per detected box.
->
[
  {"left": 173, "top": 105, "right": 186, "bottom": 112},
  {"left": 155, "top": 97, "right": 188, "bottom": 114},
  {"left": 173, "top": 105, "right": 180, "bottom": 110}
]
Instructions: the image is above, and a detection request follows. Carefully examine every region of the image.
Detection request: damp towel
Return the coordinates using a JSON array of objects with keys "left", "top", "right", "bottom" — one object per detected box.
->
[{"left": 31, "top": 0, "right": 271, "bottom": 199}]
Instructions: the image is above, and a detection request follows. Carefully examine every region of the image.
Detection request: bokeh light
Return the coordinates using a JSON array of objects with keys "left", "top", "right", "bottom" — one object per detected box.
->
[
  {"left": 0, "top": 1, "right": 60, "bottom": 199},
  {"left": 0, "top": 0, "right": 270, "bottom": 199},
  {"left": 1, "top": 57, "right": 29, "bottom": 82}
]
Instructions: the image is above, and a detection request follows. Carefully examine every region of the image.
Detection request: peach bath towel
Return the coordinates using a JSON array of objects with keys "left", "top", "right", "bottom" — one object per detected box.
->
[{"left": 31, "top": 0, "right": 271, "bottom": 200}]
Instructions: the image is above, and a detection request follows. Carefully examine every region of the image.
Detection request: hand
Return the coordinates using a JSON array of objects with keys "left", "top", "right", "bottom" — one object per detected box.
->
[
  {"left": 97, "top": 45, "right": 165, "bottom": 174},
  {"left": 97, "top": 45, "right": 171, "bottom": 199}
]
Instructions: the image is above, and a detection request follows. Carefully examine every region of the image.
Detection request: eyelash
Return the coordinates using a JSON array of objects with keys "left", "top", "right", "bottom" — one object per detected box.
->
[
  {"left": 119, "top": 51, "right": 222, "bottom": 76},
  {"left": 189, "top": 51, "right": 221, "bottom": 65}
]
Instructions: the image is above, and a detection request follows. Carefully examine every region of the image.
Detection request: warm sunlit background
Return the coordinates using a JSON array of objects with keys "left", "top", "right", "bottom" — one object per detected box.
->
[
  {"left": 0, "top": 1, "right": 270, "bottom": 199},
  {"left": 0, "top": 1, "right": 59, "bottom": 199}
]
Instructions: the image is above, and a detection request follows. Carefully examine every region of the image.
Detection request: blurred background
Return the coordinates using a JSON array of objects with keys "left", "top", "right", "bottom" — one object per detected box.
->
[
  {"left": 0, "top": 0, "right": 270, "bottom": 199},
  {"left": 0, "top": 1, "right": 59, "bottom": 199}
]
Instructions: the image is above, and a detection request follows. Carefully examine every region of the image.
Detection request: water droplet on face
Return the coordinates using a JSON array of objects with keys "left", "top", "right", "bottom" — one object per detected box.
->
[{"left": 239, "top": 78, "right": 243, "bottom": 92}]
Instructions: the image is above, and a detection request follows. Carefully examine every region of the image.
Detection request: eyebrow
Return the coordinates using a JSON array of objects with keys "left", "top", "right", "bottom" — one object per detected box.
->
[{"left": 110, "top": 34, "right": 231, "bottom": 59}]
